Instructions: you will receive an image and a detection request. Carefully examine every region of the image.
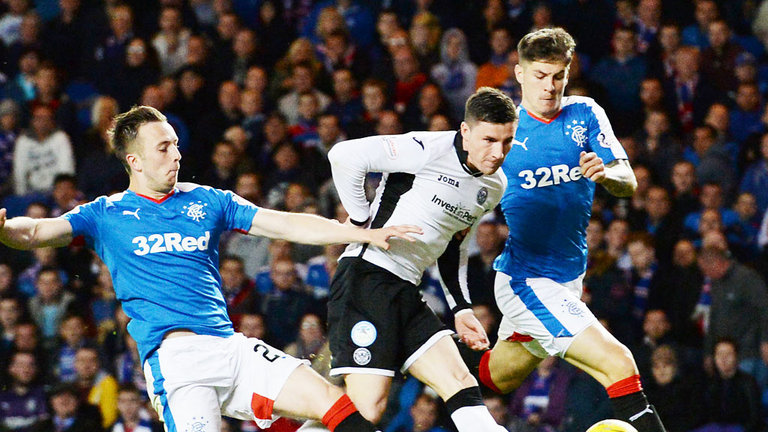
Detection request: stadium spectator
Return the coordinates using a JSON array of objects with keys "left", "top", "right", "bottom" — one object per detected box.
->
[
  {"left": 0, "top": 0, "right": 31, "bottom": 47},
  {"left": 30, "top": 383, "right": 103, "bottom": 432},
  {"left": 740, "top": 133, "right": 768, "bottom": 216},
  {"left": 700, "top": 338, "right": 765, "bottom": 432},
  {"left": 73, "top": 345, "right": 118, "bottom": 428},
  {"left": 699, "top": 246, "right": 768, "bottom": 388},
  {"left": 0, "top": 99, "right": 20, "bottom": 198},
  {"left": 27, "top": 266, "right": 74, "bottom": 343},
  {"left": 110, "top": 383, "right": 162, "bottom": 432},
  {"left": 78, "top": 96, "right": 126, "bottom": 199},
  {"left": 508, "top": 356, "right": 572, "bottom": 432},
  {"left": 219, "top": 255, "right": 260, "bottom": 327},
  {"left": 12, "top": 105, "right": 74, "bottom": 196},
  {"left": 151, "top": 7, "right": 190, "bottom": 76},
  {"left": 260, "top": 257, "right": 314, "bottom": 349},
  {"left": 682, "top": 0, "right": 720, "bottom": 49},
  {"left": 643, "top": 345, "right": 702, "bottom": 432},
  {"left": 277, "top": 62, "right": 331, "bottom": 125},
  {"left": 53, "top": 313, "right": 90, "bottom": 383},
  {"left": 0, "top": 350, "right": 48, "bottom": 432},
  {"left": 701, "top": 19, "right": 742, "bottom": 94},
  {"left": 474, "top": 26, "right": 513, "bottom": 91},
  {"left": 590, "top": 26, "right": 647, "bottom": 135},
  {"left": 431, "top": 28, "right": 476, "bottom": 121},
  {"left": 111, "top": 38, "right": 160, "bottom": 111}
]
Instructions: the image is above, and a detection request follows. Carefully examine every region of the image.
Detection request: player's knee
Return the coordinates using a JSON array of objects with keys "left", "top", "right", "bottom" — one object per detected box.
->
[
  {"left": 494, "top": 372, "right": 526, "bottom": 394},
  {"left": 451, "top": 367, "right": 478, "bottom": 389},
  {"left": 603, "top": 343, "right": 638, "bottom": 381},
  {"left": 354, "top": 397, "right": 387, "bottom": 424}
]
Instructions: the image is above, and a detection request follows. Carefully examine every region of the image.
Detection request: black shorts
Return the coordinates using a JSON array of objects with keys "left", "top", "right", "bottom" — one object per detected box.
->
[{"left": 327, "top": 257, "right": 449, "bottom": 376}]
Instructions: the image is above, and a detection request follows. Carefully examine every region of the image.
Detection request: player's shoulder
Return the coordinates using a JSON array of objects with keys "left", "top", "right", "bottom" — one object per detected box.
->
[
  {"left": 176, "top": 182, "right": 215, "bottom": 194},
  {"left": 562, "top": 96, "right": 606, "bottom": 117},
  {"left": 406, "top": 130, "right": 457, "bottom": 150}
]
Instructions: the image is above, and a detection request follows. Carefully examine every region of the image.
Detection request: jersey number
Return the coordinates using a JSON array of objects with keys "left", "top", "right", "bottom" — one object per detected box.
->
[
  {"left": 518, "top": 164, "right": 582, "bottom": 189},
  {"left": 253, "top": 343, "right": 280, "bottom": 362}
]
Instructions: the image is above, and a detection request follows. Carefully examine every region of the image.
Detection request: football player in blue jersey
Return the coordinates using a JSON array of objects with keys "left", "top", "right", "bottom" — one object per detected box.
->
[
  {"left": 0, "top": 106, "right": 422, "bottom": 432},
  {"left": 472, "top": 28, "right": 667, "bottom": 432}
]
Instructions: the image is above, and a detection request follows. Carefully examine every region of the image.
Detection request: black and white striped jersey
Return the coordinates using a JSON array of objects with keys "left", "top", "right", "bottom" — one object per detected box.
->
[{"left": 328, "top": 130, "right": 506, "bottom": 313}]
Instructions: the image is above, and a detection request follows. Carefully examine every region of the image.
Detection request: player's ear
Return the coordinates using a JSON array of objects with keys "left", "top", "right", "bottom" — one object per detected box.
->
[
  {"left": 126, "top": 153, "right": 141, "bottom": 172},
  {"left": 514, "top": 63, "right": 524, "bottom": 84},
  {"left": 460, "top": 121, "right": 470, "bottom": 140}
]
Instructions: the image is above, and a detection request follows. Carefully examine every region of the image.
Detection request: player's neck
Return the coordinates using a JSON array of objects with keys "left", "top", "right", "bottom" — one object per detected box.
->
[
  {"left": 523, "top": 104, "right": 561, "bottom": 122},
  {"left": 128, "top": 179, "right": 174, "bottom": 201}
]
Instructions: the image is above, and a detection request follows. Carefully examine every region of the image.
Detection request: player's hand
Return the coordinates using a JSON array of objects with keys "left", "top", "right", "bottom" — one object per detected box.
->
[
  {"left": 366, "top": 225, "right": 423, "bottom": 250},
  {"left": 579, "top": 151, "right": 606, "bottom": 183},
  {"left": 455, "top": 312, "right": 490, "bottom": 350},
  {"left": 0, "top": 208, "right": 6, "bottom": 231}
]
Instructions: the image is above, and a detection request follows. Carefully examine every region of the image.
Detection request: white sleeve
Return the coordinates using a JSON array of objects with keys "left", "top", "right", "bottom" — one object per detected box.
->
[{"left": 328, "top": 134, "right": 431, "bottom": 224}]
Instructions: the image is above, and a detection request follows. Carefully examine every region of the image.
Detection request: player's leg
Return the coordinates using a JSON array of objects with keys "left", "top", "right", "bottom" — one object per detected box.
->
[
  {"left": 565, "top": 322, "right": 666, "bottom": 432},
  {"left": 476, "top": 338, "right": 542, "bottom": 393},
  {"left": 344, "top": 373, "right": 394, "bottom": 423},
  {"left": 407, "top": 334, "right": 507, "bottom": 431},
  {"left": 273, "top": 364, "right": 382, "bottom": 432},
  {"left": 225, "top": 333, "right": 380, "bottom": 432},
  {"left": 143, "top": 341, "right": 222, "bottom": 432}
]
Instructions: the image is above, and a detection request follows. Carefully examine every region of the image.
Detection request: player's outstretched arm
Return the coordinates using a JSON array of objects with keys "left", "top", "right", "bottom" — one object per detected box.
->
[
  {"left": 579, "top": 152, "right": 637, "bottom": 197},
  {"left": 0, "top": 208, "right": 74, "bottom": 250},
  {"left": 248, "top": 208, "right": 422, "bottom": 249}
]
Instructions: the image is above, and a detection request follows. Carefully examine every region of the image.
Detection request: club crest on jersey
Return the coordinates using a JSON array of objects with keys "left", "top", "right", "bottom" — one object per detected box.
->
[
  {"left": 350, "top": 321, "right": 377, "bottom": 347},
  {"left": 477, "top": 187, "right": 488, "bottom": 205},
  {"left": 353, "top": 347, "right": 371, "bottom": 365},
  {"left": 182, "top": 201, "right": 208, "bottom": 222},
  {"left": 565, "top": 120, "right": 587, "bottom": 147}
]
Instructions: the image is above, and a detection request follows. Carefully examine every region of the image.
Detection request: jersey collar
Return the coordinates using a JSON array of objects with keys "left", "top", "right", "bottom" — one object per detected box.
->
[
  {"left": 133, "top": 188, "right": 177, "bottom": 203},
  {"left": 452, "top": 131, "right": 483, "bottom": 177}
]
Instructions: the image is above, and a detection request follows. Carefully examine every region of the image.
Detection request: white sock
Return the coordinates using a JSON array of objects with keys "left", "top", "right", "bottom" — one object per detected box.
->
[{"left": 449, "top": 405, "right": 507, "bottom": 432}]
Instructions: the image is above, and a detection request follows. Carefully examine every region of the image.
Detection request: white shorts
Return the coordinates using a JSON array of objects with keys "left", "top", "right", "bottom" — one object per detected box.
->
[
  {"left": 495, "top": 272, "right": 596, "bottom": 358},
  {"left": 143, "top": 333, "right": 305, "bottom": 431}
]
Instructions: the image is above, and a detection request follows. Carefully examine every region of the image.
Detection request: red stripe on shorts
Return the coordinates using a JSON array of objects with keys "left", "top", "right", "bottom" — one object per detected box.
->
[
  {"left": 250, "top": 393, "right": 275, "bottom": 420},
  {"left": 506, "top": 332, "right": 534, "bottom": 342}
]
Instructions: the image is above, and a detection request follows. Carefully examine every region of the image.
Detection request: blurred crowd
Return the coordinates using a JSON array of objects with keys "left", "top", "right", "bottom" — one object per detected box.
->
[{"left": 1, "top": 0, "right": 768, "bottom": 431}]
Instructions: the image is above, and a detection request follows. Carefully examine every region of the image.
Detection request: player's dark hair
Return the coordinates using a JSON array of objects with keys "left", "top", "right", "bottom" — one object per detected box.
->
[
  {"left": 464, "top": 87, "right": 517, "bottom": 125},
  {"left": 518, "top": 27, "right": 575, "bottom": 65},
  {"left": 109, "top": 105, "right": 167, "bottom": 173}
]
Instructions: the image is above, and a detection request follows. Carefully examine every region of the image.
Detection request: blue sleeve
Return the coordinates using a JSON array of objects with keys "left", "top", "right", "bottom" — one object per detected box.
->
[
  {"left": 215, "top": 189, "right": 260, "bottom": 232},
  {"left": 585, "top": 102, "right": 628, "bottom": 164},
  {"left": 60, "top": 198, "right": 104, "bottom": 245}
]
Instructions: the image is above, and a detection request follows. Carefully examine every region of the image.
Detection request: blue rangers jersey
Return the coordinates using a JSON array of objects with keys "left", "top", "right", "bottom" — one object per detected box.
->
[
  {"left": 62, "top": 183, "right": 259, "bottom": 363},
  {"left": 494, "top": 96, "right": 628, "bottom": 282}
]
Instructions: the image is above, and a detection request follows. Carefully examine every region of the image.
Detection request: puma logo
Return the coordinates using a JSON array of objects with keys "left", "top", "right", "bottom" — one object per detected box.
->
[{"left": 123, "top": 209, "right": 140, "bottom": 220}]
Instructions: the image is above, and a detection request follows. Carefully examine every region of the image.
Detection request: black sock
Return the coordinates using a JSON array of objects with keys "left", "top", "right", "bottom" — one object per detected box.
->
[
  {"left": 444, "top": 386, "right": 484, "bottom": 413},
  {"left": 334, "top": 411, "right": 380, "bottom": 432},
  {"left": 610, "top": 391, "right": 667, "bottom": 432}
]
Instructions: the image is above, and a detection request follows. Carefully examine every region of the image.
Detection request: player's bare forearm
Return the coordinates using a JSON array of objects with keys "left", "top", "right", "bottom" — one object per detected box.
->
[
  {"left": 580, "top": 153, "right": 636, "bottom": 197},
  {"left": 598, "top": 159, "right": 637, "bottom": 197},
  {"left": 0, "top": 209, "right": 74, "bottom": 249},
  {"left": 249, "top": 208, "right": 422, "bottom": 248}
]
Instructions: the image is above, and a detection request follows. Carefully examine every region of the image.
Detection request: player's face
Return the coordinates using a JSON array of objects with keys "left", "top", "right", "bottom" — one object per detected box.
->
[
  {"left": 515, "top": 59, "right": 569, "bottom": 119},
  {"left": 130, "top": 121, "right": 181, "bottom": 194},
  {"left": 460, "top": 120, "right": 517, "bottom": 175}
]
